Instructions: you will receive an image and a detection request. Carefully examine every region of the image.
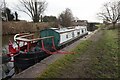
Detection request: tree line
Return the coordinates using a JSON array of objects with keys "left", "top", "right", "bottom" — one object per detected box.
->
[
  {"left": 98, "top": 0, "right": 120, "bottom": 28},
  {"left": 1, "top": 8, "right": 19, "bottom": 21},
  {"left": 1, "top": 0, "right": 74, "bottom": 27},
  {"left": 1, "top": 0, "right": 120, "bottom": 28}
]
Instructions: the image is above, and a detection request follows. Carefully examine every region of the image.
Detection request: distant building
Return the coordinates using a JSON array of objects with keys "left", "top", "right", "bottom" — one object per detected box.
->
[
  {"left": 72, "top": 20, "right": 100, "bottom": 31},
  {"left": 72, "top": 20, "right": 88, "bottom": 26},
  {"left": 87, "top": 22, "right": 100, "bottom": 31}
]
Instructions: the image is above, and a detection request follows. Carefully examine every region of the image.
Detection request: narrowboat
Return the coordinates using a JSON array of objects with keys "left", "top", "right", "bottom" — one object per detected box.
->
[{"left": 2, "top": 26, "right": 88, "bottom": 79}]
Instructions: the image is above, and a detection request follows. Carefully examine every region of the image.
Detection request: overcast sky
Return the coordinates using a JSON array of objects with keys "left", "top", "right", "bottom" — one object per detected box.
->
[{"left": 3, "top": 0, "right": 114, "bottom": 22}]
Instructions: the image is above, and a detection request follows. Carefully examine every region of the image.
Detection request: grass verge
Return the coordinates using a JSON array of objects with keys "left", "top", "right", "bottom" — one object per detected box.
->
[
  {"left": 90, "top": 29, "right": 119, "bottom": 78},
  {"left": 37, "top": 40, "right": 92, "bottom": 78}
]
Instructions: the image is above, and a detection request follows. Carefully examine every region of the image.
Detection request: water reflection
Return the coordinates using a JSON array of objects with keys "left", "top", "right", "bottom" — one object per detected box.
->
[
  {"left": 2, "top": 35, "right": 14, "bottom": 48},
  {"left": 2, "top": 32, "right": 40, "bottom": 48}
]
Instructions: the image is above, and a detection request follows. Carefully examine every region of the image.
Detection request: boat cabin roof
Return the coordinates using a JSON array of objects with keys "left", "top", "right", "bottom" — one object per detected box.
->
[{"left": 54, "top": 26, "right": 87, "bottom": 33}]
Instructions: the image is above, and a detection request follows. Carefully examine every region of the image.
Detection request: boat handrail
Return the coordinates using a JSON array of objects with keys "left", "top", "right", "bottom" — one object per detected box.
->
[
  {"left": 15, "top": 37, "right": 31, "bottom": 42},
  {"left": 30, "top": 36, "right": 54, "bottom": 41},
  {"left": 15, "top": 36, "right": 54, "bottom": 42},
  {"left": 14, "top": 33, "right": 30, "bottom": 41},
  {"left": 19, "top": 34, "right": 34, "bottom": 38}
]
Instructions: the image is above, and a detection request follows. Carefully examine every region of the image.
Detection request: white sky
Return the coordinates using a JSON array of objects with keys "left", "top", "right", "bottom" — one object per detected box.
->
[{"left": 3, "top": 0, "right": 115, "bottom": 22}]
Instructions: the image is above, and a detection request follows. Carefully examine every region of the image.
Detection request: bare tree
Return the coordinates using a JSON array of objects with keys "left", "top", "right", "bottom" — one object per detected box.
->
[
  {"left": 0, "top": 0, "right": 4, "bottom": 10},
  {"left": 0, "top": 0, "right": 8, "bottom": 21},
  {"left": 17, "top": 0, "right": 47, "bottom": 22},
  {"left": 0, "top": 1, "right": 3, "bottom": 20},
  {"left": 98, "top": 1, "right": 120, "bottom": 28},
  {"left": 58, "top": 8, "right": 74, "bottom": 27},
  {"left": 0, "top": 3, "right": 3, "bottom": 11}
]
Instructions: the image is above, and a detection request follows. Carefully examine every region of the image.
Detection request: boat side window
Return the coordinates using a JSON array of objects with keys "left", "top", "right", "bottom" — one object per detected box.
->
[
  {"left": 82, "top": 29, "right": 84, "bottom": 33},
  {"left": 66, "top": 35, "right": 68, "bottom": 38},
  {"left": 72, "top": 32, "right": 74, "bottom": 37},
  {"left": 77, "top": 32, "right": 80, "bottom": 35}
]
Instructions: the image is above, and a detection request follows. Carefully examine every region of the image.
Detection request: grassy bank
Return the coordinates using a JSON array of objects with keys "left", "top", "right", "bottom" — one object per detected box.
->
[
  {"left": 37, "top": 29, "right": 119, "bottom": 78},
  {"left": 90, "top": 29, "right": 119, "bottom": 78},
  {"left": 2, "top": 21, "right": 55, "bottom": 35},
  {"left": 37, "top": 40, "right": 93, "bottom": 78}
]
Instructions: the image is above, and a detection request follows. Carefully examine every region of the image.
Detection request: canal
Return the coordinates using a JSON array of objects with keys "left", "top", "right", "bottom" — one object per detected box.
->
[{"left": 2, "top": 35, "right": 14, "bottom": 48}]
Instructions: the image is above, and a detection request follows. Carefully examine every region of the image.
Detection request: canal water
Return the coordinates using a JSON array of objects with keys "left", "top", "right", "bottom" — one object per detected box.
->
[
  {"left": 2, "top": 35, "right": 14, "bottom": 48},
  {"left": 2, "top": 32, "right": 40, "bottom": 48}
]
